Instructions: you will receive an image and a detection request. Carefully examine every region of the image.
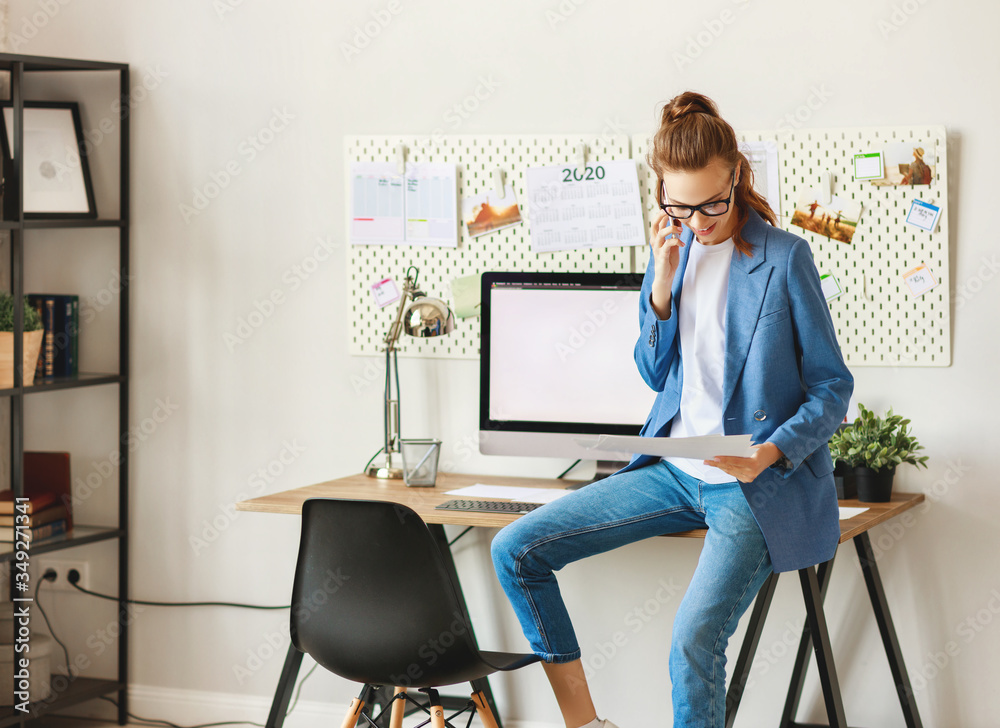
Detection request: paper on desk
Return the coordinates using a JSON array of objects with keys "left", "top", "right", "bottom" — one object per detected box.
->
[
  {"left": 446, "top": 484, "right": 572, "bottom": 504},
  {"left": 838, "top": 506, "right": 869, "bottom": 520},
  {"left": 575, "top": 434, "right": 755, "bottom": 460}
]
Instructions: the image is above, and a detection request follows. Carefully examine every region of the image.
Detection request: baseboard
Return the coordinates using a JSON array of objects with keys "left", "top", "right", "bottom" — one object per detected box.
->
[{"left": 55, "top": 683, "right": 561, "bottom": 728}]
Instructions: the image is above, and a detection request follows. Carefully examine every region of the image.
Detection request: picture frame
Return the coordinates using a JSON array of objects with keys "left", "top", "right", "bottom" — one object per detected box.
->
[{"left": 0, "top": 101, "right": 97, "bottom": 219}]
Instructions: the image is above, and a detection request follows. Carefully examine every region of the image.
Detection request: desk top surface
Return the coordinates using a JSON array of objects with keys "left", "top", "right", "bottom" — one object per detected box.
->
[{"left": 236, "top": 471, "right": 924, "bottom": 543}]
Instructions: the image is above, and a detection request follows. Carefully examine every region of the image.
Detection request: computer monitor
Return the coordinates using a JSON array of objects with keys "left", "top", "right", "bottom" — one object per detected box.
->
[{"left": 479, "top": 271, "right": 657, "bottom": 471}]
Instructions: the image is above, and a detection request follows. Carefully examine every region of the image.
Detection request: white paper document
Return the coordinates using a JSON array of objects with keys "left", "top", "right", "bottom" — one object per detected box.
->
[
  {"left": 350, "top": 161, "right": 458, "bottom": 247},
  {"left": 838, "top": 506, "right": 869, "bottom": 520},
  {"left": 525, "top": 160, "right": 645, "bottom": 253},
  {"left": 446, "top": 484, "right": 572, "bottom": 504},
  {"left": 575, "top": 434, "right": 755, "bottom": 460}
]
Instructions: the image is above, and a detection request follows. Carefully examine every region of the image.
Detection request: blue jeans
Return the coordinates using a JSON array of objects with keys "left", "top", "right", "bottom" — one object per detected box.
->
[{"left": 490, "top": 459, "right": 773, "bottom": 728}]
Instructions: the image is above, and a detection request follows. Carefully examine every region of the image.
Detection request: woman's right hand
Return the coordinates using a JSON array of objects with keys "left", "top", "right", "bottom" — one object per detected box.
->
[{"left": 649, "top": 211, "right": 685, "bottom": 319}]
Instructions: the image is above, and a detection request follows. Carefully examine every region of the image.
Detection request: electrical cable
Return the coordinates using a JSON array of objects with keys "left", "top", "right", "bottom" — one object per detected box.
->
[
  {"left": 34, "top": 571, "right": 318, "bottom": 728},
  {"left": 66, "top": 574, "right": 287, "bottom": 609},
  {"left": 557, "top": 459, "right": 581, "bottom": 479},
  {"left": 363, "top": 446, "right": 384, "bottom": 474},
  {"left": 99, "top": 697, "right": 266, "bottom": 728},
  {"left": 447, "top": 526, "right": 474, "bottom": 546},
  {"left": 35, "top": 574, "right": 73, "bottom": 674}
]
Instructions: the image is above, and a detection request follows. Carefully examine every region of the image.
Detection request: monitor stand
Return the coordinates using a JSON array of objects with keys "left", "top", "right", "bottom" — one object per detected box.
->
[{"left": 565, "top": 459, "right": 630, "bottom": 490}]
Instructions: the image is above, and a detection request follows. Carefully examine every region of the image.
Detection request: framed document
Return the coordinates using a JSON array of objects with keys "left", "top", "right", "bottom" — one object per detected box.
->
[{"left": 1, "top": 101, "right": 97, "bottom": 219}]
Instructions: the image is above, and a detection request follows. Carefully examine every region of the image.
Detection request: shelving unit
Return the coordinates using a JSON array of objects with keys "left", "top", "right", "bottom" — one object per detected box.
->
[{"left": 0, "top": 53, "right": 128, "bottom": 725}]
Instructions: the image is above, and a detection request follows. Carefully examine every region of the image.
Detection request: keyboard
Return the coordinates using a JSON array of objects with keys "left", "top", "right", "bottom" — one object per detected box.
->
[{"left": 435, "top": 499, "right": 542, "bottom": 514}]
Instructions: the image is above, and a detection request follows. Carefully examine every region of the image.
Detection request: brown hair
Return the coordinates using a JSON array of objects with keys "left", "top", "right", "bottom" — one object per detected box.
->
[{"left": 646, "top": 91, "right": 776, "bottom": 256}]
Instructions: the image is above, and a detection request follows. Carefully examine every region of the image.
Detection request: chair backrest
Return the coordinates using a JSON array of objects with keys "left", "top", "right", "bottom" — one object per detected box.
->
[{"left": 290, "top": 498, "right": 484, "bottom": 687}]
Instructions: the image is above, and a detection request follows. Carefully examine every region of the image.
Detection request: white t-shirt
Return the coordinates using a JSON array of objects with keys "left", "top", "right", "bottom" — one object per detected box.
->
[{"left": 663, "top": 237, "right": 737, "bottom": 484}]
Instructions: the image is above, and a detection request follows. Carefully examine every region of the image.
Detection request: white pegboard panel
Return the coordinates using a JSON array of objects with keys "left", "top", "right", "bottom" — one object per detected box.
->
[
  {"left": 346, "top": 134, "right": 634, "bottom": 359},
  {"left": 632, "top": 125, "right": 950, "bottom": 367}
]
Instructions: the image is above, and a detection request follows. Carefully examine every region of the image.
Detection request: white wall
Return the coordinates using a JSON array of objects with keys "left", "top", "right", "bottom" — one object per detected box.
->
[{"left": 7, "top": 0, "right": 1000, "bottom": 726}]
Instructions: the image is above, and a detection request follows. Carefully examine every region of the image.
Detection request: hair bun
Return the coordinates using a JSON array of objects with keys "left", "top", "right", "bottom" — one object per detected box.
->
[{"left": 662, "top": 91, "right": 719, "bottom": 124}]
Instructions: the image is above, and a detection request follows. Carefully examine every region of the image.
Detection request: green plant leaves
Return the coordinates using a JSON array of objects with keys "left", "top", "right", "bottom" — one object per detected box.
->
[{"left": 828, "top": 402, "right": 928, "bottom": 471}]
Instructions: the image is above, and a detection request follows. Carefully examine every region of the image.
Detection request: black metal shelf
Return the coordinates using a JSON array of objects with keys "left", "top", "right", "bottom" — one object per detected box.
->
[
  {"left": 0, "top": 678, "right": 125, "bottom": 726},
  {"left": 0, "top": 52, "right": 127, "bottom": 73},
  {"left": 0, "top": 526, "right": 125, "bottom": 562},
  {"left": 1, "top": 53, "right": 130, "bottom": 727},
  {"left": 0, "top": 373, "right": 123, "bottom": 398},
  {"left": 0, "top": 219, "right": 125, "bottom": 230}
]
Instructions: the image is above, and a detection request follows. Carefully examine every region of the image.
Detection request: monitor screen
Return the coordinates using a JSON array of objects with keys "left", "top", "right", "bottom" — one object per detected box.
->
[{"left": 479, "top": 271, "right": 657, "bottom": 461}]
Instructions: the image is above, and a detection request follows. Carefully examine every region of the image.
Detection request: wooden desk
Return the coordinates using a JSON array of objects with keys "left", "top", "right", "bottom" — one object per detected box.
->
[{"left": 238, "top": 473, "right": 925, "bottom": 728}]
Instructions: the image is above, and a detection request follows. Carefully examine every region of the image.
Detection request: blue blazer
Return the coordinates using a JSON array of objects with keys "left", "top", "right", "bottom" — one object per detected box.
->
[{"left": 622, "top": 208, "right": 853, "bottom": 573}]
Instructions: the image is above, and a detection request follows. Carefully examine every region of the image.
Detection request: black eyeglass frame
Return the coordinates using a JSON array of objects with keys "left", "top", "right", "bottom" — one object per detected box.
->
[{"left": 657, "top": 172, "right": 736, "bottom": 219}]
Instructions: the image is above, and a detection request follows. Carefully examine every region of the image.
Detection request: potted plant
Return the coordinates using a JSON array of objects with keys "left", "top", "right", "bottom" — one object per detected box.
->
[
  {"left": 0, "top": 293, "right": 44, "bottom": 388},
  {"left": 828, "top": 403, "right": 928, "bottom": 503}
]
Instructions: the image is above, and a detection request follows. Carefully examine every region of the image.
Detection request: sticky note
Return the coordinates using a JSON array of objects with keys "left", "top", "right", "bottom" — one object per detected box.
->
[
  {"left": 450, "top": 273, "right": 482, "bottom": 319},
  {"left": 854, "top": 152, "right": 884, "bottom": 180},
  {"left": 371, "top": 277, "right": 400, "bottom": 308},
  {"left": 905, "top": 199, "right": 942, "bottom": 232},
  {"left": 902, "top": 265, "right": 939, "bottom": 297},
  {"left": 820, "top": 273, "right": 843, "bottom": 302}
]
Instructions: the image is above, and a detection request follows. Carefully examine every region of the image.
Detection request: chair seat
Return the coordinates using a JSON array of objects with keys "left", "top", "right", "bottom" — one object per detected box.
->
[{"left": 479, "top": 650, "right": 542, "bottom": 673}]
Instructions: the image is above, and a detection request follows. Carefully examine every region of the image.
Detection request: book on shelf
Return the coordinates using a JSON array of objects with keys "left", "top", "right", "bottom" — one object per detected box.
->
[
  {"left": 0, "top": 502, "right": 68, "bottom": 527},
  {"left": 0, "top": 518, "right": 68, "bottom": 543},
  {"left": 0, "top": 489, "right": 57, "bottom": 515},
  {"left": 27, "top": 294, "right": 80, "bottom": 380},
  {"left": 0, "top": 452, "right": 74, "bottom": 531}
]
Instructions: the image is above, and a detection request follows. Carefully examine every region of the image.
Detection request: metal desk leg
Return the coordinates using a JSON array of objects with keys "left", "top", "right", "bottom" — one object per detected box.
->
[
  {"left": 779, "top": 556, "right": 837, "bottom": 728},
  {"left": 266, "top": 645, "right": 304, "bottom": 728},
  {"left": 798, "top": 564, "right": 848, "bottom": 727},
  {"left": 725, "top": 572, "right": 780, "bottom": 728},
  {"left": 854, "top": 532, "right": 924, "bottom": 728},
  {"left": 428, "top": 523, "right": 504, "bottom": 728}
]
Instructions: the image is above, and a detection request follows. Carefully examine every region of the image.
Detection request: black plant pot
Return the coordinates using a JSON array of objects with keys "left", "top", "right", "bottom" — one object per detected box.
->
[
  {"left": 854, "top": 466, "right": 896, "bottom": 503},
  {"left": 834, "top": 460, "right": 856, "bottom": 500}
]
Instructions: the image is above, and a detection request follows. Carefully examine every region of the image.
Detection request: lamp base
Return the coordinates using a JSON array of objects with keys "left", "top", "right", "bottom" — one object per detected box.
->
[{"left": 366, "top": 463, "right": 404, "bottom": 479}]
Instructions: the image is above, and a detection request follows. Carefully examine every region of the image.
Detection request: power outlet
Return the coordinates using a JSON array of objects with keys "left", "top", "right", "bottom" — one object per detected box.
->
[{"left": 35, "top": 559, "right": 90, "bottom": 592}]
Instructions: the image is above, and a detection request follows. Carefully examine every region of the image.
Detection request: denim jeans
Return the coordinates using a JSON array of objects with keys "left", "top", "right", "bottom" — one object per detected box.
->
[{"left": 490, "top": 459, "right": 773, "bottom": 728}]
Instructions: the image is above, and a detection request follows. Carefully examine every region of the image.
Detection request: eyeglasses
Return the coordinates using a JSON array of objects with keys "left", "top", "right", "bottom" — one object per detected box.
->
[{"left": 658, "top": 173, "right": 736, "bottom": 219}]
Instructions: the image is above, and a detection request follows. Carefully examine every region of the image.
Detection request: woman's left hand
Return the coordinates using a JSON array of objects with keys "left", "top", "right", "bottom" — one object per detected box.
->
[{"left": 704, "top": 443, "right": 783, "bottom": 483}]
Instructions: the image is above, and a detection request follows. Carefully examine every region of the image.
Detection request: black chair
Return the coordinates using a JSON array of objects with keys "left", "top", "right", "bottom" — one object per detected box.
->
[{"left": 290, "top": 498, "right": 541, "bottom": 728}]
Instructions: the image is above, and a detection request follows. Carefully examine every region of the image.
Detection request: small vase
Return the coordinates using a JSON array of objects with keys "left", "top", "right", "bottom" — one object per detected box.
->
[
  {"left": 834, "top": 460, "right": 856, "bottom": 500},
  {"left": 854, "top": 465, "right": 896, "bottom": 503}
]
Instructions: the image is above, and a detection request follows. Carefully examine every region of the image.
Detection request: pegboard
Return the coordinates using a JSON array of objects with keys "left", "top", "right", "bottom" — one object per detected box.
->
[
  {"left": 346, "top": 134, "right": 635, "bottom": 359},
  {"left": 632, "top": 125, "right": 950, "bottom": 367}
]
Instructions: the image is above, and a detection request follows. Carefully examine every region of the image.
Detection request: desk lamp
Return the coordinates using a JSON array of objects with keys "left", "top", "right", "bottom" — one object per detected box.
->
[{"left": 366, "top": 266, "right": 455, "bottom": 478}]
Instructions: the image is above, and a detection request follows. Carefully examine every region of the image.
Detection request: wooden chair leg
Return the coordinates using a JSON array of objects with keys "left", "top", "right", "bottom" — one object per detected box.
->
[
  {"left": 340, "top": 697, "right": 365, "bottom": 728},
  {"left": 472, "top": 690, "right": 501, "bottom": 728},
  {"left": 388, "top": 686, "right": 407, "bottom": 728}
]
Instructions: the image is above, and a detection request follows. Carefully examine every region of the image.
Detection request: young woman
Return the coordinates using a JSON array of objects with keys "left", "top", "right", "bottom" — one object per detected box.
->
[{"left": 491, "top": 91, "right": 853, "bottom": 728}]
